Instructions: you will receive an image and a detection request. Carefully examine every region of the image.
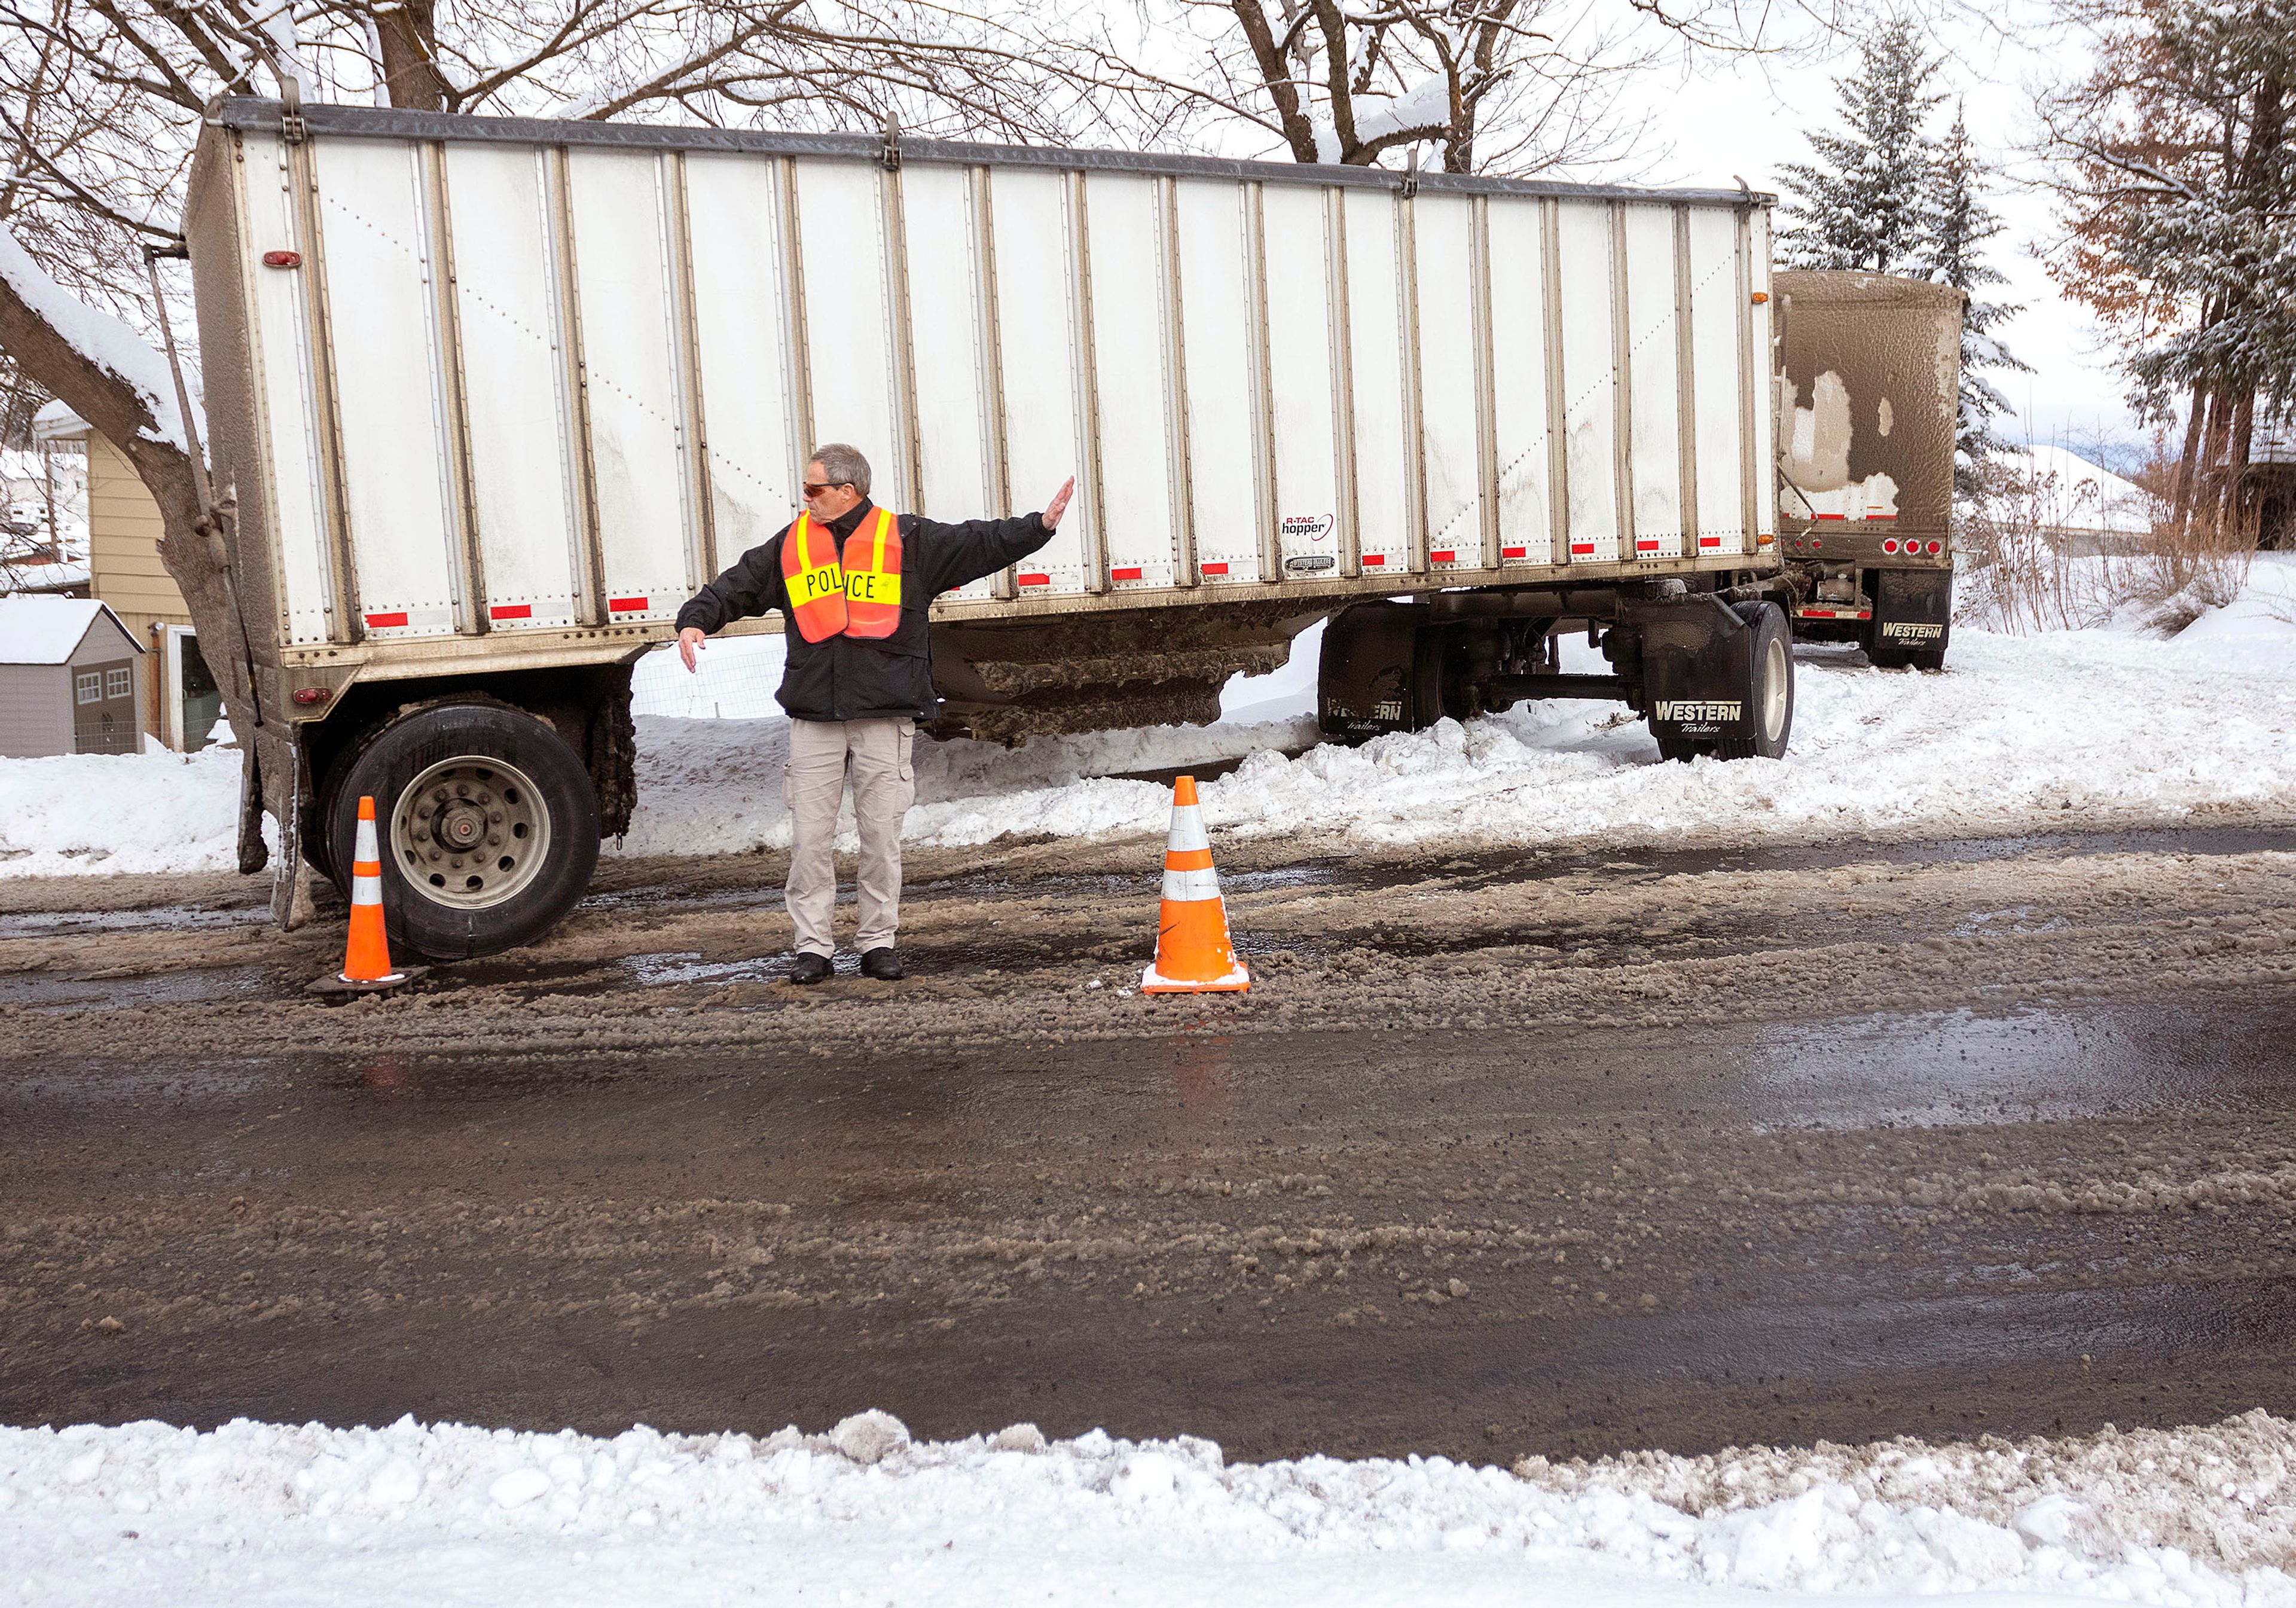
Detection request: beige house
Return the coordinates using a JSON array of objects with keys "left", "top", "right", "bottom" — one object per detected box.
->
[{"left": 30, "top": 403, "right": 218, "bottom": 749}]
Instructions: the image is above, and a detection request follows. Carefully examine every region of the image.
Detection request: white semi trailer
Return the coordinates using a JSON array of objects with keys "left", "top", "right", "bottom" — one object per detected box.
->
[{"left": 182, "top": 96, "right": 1792, "bottom": 957}]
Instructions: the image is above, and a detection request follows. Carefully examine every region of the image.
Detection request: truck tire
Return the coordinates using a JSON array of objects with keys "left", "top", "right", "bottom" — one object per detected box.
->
[
  {"left": 324, "top": 700, "right": 600, "bottom": 960},
  {"left": 1657, "top": 602, "right": 1793, "bottom": 762}
]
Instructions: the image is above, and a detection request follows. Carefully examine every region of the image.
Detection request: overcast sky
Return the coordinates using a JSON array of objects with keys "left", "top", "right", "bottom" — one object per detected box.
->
[{"left": 1610, "top": 2, "right": 2141, "bottom": 461}]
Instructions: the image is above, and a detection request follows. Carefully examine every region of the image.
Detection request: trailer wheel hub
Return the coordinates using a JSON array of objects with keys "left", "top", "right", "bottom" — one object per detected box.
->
[{"left": 392, "top": 757, "right": 552, "bottom": 911}]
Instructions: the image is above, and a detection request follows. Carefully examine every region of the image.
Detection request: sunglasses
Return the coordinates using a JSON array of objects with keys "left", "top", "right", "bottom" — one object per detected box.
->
[{"left": 802, "top": 481, "right": 853, "bottom": 499}]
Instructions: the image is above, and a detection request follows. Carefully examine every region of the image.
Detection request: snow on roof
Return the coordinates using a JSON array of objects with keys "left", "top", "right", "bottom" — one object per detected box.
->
[
  {"left": 0, "top": 594, "right": 138, "bottom": 663},
  {"left": 30, "top": 398, "right": 87, "bottom": 442},
  {"left": 1, "top": 561, "right": 91, "bottom": 594}
]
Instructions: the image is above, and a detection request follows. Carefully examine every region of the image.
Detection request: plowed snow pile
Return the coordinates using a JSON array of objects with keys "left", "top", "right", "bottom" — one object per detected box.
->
[
  {"left": 619, "top": 557, "right": 2296, "bottom": 857},
  {"left": 7, "top": 1409, "right": 2296, "bottom": 1605},
  {"left": 5, "top": 557, "right": 2292, "bottom": 876}
]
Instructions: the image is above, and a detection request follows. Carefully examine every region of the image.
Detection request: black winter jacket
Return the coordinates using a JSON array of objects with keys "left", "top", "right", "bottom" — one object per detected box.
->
[{"left": 674, "top": 499, "right": 1051, "bottom": 722}]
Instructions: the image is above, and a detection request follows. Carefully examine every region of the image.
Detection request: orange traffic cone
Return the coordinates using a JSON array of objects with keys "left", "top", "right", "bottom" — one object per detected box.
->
[
  {"left": 1141, "top": 776, "right": 1249, "bottom": 994},
  {"left": 310, "top": 795, "right": 419, "bottom": 994}
]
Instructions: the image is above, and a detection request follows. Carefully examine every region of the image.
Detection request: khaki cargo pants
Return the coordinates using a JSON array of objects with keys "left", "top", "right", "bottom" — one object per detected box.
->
[{"left": 784, "top": 716, "right": 916, "bottom": 957}]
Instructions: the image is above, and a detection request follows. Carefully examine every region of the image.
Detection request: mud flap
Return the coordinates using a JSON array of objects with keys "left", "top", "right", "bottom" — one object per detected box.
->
[
  {"left": 1628, "top": 597, "right": 1763, "bottom": 746},
  {"left": 1871, "top": 567, "right": 1953, "bottom": 653},
  {"left": 1318, "top": 601, "right": 1441, "bottom": 737}
]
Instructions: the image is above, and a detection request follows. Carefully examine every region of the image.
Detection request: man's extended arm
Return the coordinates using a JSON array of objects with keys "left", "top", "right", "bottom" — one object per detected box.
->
[
  {"left": 676, "top": 539, "right": 784, "bottom": 636},
  {"left": 914, "top": 478, "right": 1077, "bottom": 595},
  {"left": 674, "top": 536, "right": 786, "bottom": 671}
]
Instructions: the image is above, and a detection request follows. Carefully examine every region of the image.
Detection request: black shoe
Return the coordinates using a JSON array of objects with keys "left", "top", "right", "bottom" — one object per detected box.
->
[
  {"left": 788, "top": 953, "right": 833, "bottom": 985},
  {"left": 860, "top": 947, "right": 905, "bottom": 981}
]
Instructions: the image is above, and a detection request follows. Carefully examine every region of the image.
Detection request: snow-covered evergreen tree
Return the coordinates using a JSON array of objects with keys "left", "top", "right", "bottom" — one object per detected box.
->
[
  {"left": 1778, "top": 20, "right": 1946, "bottom": 275},
  {"left": 1925, "top": 104, "right": 2031, "bottom": 494}
]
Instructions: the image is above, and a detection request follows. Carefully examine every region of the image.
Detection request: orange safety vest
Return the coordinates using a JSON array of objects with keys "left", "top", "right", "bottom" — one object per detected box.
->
[{"left": 780, "top": 508, "right": 904, "bottom": 643}]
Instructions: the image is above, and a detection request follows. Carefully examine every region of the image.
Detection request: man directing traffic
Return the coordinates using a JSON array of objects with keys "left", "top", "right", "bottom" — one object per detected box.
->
[{"left": 676, "top": 443, "right": 1074, "bottom": 984}]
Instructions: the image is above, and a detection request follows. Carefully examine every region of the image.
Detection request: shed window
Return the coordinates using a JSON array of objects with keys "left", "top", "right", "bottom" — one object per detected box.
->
[
  {"left": 106, "top": 667, "right": 133, "bottom": 699},
  {"left": 76, "top": 672, "right": 101, "bottom": 704}
]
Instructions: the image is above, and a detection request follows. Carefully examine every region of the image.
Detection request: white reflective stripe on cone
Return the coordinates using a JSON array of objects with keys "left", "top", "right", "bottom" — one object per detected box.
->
[
  {"left": 1161, "top": 866, "right": 1223, "bottom": 902},
  {"left": 352, "top": 873, "right": 384, "bottom": 904},
  {"left": 353, "top": 816, "right": 381, "bottom": 861},
  {"left": 1165, "top": 805, "right": 1211, "bottom": 854},
  {"left": 1143, "top": 962, "right": 1249, "bottom": 989}
]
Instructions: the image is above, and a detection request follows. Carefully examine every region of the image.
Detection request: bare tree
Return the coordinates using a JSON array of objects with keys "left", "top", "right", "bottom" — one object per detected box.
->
[{"left": 1042, "top": 0, "right": 1848, "bottom": 178}]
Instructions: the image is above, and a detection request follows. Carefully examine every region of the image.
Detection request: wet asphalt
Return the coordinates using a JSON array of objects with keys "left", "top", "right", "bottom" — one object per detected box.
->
[{"left": 8, "top": 966, "right": 2296, "bottom": 1464}]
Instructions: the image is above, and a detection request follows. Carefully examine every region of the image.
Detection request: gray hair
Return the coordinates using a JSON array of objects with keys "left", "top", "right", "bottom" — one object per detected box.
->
[{"left": 806, "top": 443, "right": 872, "bottom": 497}]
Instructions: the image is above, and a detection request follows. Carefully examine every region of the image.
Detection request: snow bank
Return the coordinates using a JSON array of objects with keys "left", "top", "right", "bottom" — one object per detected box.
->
[
  {"left": 6, "top": 1409, "right": 2295, "bottom": 1605},
  {"left": 618, "top": 567, "right": 2296, "bottom": 859},
  {"left": 0, "top": 744, "right": 247, "bottom": 877},
  {"left": 7, "top": 562, "right": 2294, "bottom": 878}
]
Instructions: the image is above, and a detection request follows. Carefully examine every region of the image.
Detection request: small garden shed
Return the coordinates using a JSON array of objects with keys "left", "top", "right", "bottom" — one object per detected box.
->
[{"left": 0, "top": 595, "right": 146, "bottom": 756}]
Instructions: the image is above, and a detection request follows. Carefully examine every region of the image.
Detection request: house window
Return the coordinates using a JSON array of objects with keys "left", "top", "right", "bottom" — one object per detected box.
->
[
  {"left": 106, "top": 667, "right": 132, "bottom": 699},
  {"left": 76, "top": 672, "right": 101, "bottom": 704}
]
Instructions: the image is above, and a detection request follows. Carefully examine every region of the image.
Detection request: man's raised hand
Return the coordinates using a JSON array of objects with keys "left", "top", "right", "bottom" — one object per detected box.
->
[
  {"left": 678, "top": 626, "right": 706, "bottom": 673},
  {"left": 1043, "top": 477, "right": 1076, "bottom": 530}
]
